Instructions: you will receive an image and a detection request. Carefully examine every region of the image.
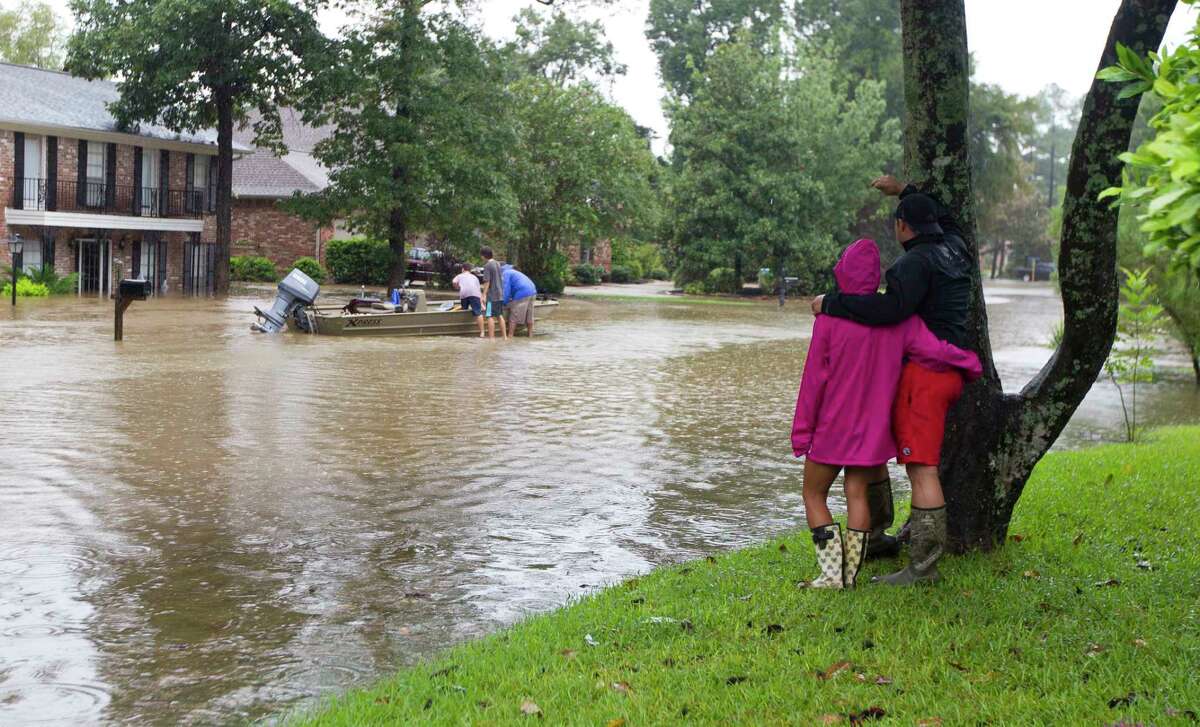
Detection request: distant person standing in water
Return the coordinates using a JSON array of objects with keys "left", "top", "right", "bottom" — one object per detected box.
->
[
  {"left": 480, "top": 247, "right": 507, "bottom": 340},
  {"left": 502, "top": 264, "right": 538, "bottom": 338}
]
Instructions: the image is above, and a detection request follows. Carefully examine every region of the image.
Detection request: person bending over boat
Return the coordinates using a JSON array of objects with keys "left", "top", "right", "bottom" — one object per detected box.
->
[
  {"left": 502, "top": 264, "right": 538, "bottom": 338},
  {"left": 453, "top": 263, "right": 485, "bottom": 337},
  {"left": 480, "top": 247, "right": 507, "bottom": 340}
]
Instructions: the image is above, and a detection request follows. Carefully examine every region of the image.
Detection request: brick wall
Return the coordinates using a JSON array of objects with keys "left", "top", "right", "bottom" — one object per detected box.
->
[
  {"left": 0, "top": 130, "right": 11, "bottom": 251},
  {"left": 565, "top": 239, "right": 612, "bottom": 271},
  {"left": 231, "top": 197, "right": 327, "bottom": 268},
  {"left": 56, "top": 136, "right": 78, "bottom": 188}
]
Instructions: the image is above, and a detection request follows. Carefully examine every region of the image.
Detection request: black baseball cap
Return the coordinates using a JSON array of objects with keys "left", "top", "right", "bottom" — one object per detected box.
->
[{"left": 894, "top": 193, "right": 944, "bottom": 235}]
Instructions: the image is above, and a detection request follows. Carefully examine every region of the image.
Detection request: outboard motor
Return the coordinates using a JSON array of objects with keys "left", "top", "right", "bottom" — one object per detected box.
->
[{"left": 252, "top": 268, "right": 320, "bottom": 333}]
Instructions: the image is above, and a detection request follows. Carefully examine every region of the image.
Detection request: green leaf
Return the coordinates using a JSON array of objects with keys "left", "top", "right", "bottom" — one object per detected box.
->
[
  {"left": 1118, "top": 81, "right": 1154, "bottom": 100},
  {"left": 1098, "top": 186, "right": 1124, "bottom": 202}
]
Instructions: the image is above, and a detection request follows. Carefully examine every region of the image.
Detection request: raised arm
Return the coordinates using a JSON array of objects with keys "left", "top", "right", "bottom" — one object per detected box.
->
[
  {"left": 792, "top": 317, "right": 833, "bottom": 457},
  {"left": 902, "top": 318, "right": 982, "bottom": 381}
]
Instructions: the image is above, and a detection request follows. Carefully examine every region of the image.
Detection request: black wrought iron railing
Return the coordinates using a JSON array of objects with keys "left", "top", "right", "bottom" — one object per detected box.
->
[{"left": 11, "top": 177, "right": 206, "bottom": 218}]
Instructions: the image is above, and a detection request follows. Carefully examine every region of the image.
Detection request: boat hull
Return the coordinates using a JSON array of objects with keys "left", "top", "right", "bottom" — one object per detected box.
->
[{"left": 306, "top": 300, "right": 559, "bottom": 336}]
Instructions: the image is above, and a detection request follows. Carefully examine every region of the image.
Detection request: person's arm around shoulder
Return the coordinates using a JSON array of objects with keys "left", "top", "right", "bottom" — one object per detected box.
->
[
  {"left": 822, "top": 254, "right": 931, "bottom": 325},
  {"left": 792, "top": 316, "right": 834, "bottom": 457},
  {"left": 901, "top": 318, "right": 983, "bottom": 382}
]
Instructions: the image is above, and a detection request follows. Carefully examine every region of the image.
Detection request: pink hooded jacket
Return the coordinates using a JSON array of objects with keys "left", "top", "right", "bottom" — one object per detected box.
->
[{"left": 792, "top": 239, "right": 983, "bottom": 466}]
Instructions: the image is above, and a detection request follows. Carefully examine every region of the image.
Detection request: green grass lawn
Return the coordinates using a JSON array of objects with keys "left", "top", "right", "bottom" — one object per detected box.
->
[{"left": 294, "top": 427, "right": 1200, "bottom": 725}]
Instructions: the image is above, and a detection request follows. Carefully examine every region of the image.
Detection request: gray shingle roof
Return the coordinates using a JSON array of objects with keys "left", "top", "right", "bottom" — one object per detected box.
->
[
  {"left": 233, "top": 108, "right": 333, "bottom": 199},
  {"left": 0, "top": 62, "right": 234, "bottom": 149}
]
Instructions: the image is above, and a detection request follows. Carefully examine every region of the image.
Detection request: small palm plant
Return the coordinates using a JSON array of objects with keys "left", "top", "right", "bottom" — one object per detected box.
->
[{"left": 1105, "top": 268, "right": 1166, "bottom": 442}]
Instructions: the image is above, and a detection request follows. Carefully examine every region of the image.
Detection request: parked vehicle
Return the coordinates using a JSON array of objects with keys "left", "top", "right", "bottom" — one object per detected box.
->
[
  {"left": 405, "top": 246, "right": 437, "bottom": 284},
  {"left": 1013, "top": 260, "right": 1056, "bottom": 282}
]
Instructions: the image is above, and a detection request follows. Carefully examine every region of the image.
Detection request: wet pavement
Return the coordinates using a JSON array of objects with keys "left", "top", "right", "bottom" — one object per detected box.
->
[{"left": 0, "top": 282, "right": 1196, "bottom": 724}]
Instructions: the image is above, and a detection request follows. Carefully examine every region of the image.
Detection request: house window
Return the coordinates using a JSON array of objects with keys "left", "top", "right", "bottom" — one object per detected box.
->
[
  {"left": 21, "top": 243, "right": 41, "bottom": 274},
  {"left": 86, "top": 141, "right": 106, "bottom": 207},
  {"left": 22, "top": 134, "right": 46, "bottom": 209},
  {"left": 192, "top": 156, "right": 209, "bottom": 210},
  {"left": 139, "top": 239, "right": 158, "bottom": 281},
  {"left": 141, "top": 149, "right": 159, "bottom": 215}
]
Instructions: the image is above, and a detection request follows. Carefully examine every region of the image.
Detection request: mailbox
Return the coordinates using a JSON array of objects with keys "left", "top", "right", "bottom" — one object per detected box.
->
[{"left": 119, "top": 279, "right": 151, "bottom": 301}]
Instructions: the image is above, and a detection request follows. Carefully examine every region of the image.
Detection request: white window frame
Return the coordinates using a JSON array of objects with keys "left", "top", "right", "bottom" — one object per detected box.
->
[
  {"left": 86, "top": 141, "right": 106, "bottom": 207},
  {"left": 23, "top": 134, "right": 46, "bottom": 209},
  {"left": 141, "top": 149, "right": 160, "bottom": 214}
]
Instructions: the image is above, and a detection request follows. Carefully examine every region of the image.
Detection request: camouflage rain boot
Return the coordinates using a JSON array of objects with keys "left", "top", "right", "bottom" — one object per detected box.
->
[
  {"left": 865, "top": 476, "right": 901, "bottom": 560},
  {"left": 873, "top": 506, "right": 945, "bottom": 586},
  {"left": 843, "top": 528, "right": 870, "bottom": 588},
  {"left": 801, "top": 523, "right": 844, "bottom": 589}
]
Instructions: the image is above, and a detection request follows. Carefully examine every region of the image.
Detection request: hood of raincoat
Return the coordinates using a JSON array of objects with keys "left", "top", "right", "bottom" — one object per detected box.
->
[{"left": 834, "top": 238, "right": 881, "bottom": 295}]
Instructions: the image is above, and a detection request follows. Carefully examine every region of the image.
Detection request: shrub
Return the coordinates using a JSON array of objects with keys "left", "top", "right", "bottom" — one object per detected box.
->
[
  {"left": 291, "top": 256, "right": 326, "bottom": 284},
  {"left": 757, "top": 268, "right": 776, "bottom": 293},
  {"left": 1, "top": 277, "right": 50, "bottom": 297},
  {"left": 649, "top": 268, "right": 670, "bottom": 281},
  {"left": 572, "top": 263, "right": 603, "bottom": 285},
  {"left": 705, "top": 267, "right": 739, "bottom": 294},
  {"left": 682, "top": 281, "right": 707, "bottom": 296},
  {"left": 610, "top": 265, "right": 635, "bottom": 284},
  {"left": 230, "top": 255, "right": 279, "bottom": 282},
  {"left": 23, "top": 266, "right": 78, "bottom": 295},
  {"left": 326, "top": 237, "right": 391, "bottom": 285},
  {"left": 531, "top": 251, "right": 569, "bottom": 295}
]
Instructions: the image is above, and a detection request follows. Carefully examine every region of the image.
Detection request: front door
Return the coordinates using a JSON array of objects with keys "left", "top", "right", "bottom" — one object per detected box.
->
[{"left": 76, "top": 239, "right": 111, "bottom": 297}]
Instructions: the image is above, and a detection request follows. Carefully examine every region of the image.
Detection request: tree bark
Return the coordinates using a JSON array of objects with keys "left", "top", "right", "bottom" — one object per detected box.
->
[
  {"left": 214, "top": 90, "right": 234, "bottom": 295},
  {"left": 900, "top": 0, "right": 1175, "bottom": 552},
  {"left": 387, "top": 200, "right": 408, "bottom": 291}
]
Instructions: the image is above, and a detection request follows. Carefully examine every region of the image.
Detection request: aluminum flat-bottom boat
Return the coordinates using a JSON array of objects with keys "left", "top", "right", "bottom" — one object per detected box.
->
[{"left": 297, "top": 290, "right": 558, "bottom": 337}]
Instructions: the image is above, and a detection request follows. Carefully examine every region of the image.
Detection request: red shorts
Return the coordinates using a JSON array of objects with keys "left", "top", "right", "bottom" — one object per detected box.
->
[{"left": 892, "top": 361, "right": 964, "bottom": 466}]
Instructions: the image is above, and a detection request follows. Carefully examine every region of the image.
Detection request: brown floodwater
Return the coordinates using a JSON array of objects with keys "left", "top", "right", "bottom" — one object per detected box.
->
[{"left": 1, "top": 283, "right": 1196, "bottom": 724}]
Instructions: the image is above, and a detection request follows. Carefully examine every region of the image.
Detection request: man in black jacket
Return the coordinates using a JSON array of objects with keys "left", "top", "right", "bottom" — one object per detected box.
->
[{"left": 810, "top": 175, "right": 974, "bottom": 585}]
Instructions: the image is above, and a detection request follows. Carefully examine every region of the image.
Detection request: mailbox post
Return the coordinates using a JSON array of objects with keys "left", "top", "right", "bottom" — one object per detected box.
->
[{"left": 115, "top": 279, "right": 150, "bottom": 341}]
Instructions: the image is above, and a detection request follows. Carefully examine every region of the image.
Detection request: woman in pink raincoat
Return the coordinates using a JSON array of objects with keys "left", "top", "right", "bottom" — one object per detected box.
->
[{"left": 792, "top": 239, "right": 982, "bottom": 589}]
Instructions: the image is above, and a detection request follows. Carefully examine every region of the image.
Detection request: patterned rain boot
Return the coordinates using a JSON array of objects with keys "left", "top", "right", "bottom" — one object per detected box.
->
[
  {"left": 865, "top": 476, "right": 901, "bottom": 560},
  {"left": 873, "top": 506, "right": 946, "bottom": 586},
  {"left": 801, "top": 523, "right": 844, "bottom": 589},
  {"left": 843, "top": 528, "right": 870, "bottom": 588}
]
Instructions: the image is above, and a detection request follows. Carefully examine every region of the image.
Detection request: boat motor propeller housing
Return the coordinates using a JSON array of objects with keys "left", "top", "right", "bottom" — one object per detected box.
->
[{"left": 252, "top": 268, "right": 321, "bottom": 333}]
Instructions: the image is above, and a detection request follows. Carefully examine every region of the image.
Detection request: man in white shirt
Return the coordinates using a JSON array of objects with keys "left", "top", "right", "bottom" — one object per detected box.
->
[{"left": 452, "top": 263, "right": 485, "bottom": 337}]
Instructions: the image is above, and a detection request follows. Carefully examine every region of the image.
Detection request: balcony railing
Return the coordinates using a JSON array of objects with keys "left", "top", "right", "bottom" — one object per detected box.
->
[{"left": 11, "top": 177, "right": 206, "bottom": 218}]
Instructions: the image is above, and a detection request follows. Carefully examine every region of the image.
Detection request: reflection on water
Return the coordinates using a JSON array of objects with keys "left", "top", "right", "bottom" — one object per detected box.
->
[{"left": 0, "top": 283, "right": 1195, "bottom": 724}]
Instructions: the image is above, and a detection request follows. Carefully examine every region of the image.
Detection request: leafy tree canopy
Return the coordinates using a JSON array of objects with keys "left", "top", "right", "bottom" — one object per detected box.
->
[
  {"left": 0, "top": 0, "right": 66, "bottom": 69},
  {"left": 505, "top": 7, "right": 625, "bottom": 85},
  {"left": 667, "top": 36, "right": 898, "bottom": 292}
]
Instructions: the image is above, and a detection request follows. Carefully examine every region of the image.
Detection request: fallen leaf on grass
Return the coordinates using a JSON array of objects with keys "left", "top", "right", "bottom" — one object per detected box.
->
[
  {"left": 916, "top": 719, "right": 943, "bottom": 726},
  {"left": 476, "top": 700, "right": 491, "bottom": 709},
  {"left": 817, "top": 661, "right": 852, "bottom": 680},
  {"left": 1108, "top": 692, "right": 1137, "bottom": 708},
  {"left": 1165, "top": 707, "right": 1199, "bottom": 720},
  {"left": 855, "top": 672, "right": 867, "bottom": 683},
  {"left": 520, "top": 699, "right": 542, "bottom": 717},
  {"left": 1136, "top": 560, "right": 1154, "bottom": 570},
  {"left": 819, "top": 715, "right": 845, "bottom": 725},
  {"left": 948, "top": 661, "right": 969, "bottom": 672},
  {"left": 763, "top": 623, "right": 784, "bottom": 636},
  {"left": 779, "top": 543, "right": 789, "bottom": 552},
  {"left": 1022, "top": 569, "right": 1040, "bottom": 579},
  {"left": 585, "top": 634, "right": 599, "bottom": 647},
  {"left": 606, "top": 719, "right": 626, "bottom": 727},
  {"left": 1073, "top": 532, "right": 1086, "bottom": 546},
  {"left": 847, "top": 706, "right": 886, "bottom": 724},
  {"left": 738, "top": 594, "right": 753, "bottom": 602},
  {"left": 680, "top": 619, "right": 694, "bottom": 632},
  {"left": 1132, "top": 638, "right": 1147, "bottom": 648},
  {"left": 725, "top": 675, "right": 748, "bottom": 685},
  {"left": 874, "top": 676, "right": 893, "bottom": 685},
  {"left": 1095, "top": 578, "right": 1121, "bottom": 587},
  {"left": 1086, "top": 643, "right": 1105, "bottom": 657},
  {"left": 1009, "top": 534, "right": 1025, "bottom": 542},
  {"left": 431, "top": 665, "right": 457, "bottom": 678},
  {"left": 374, "top": 696, "right": 391, "bottom": 705},
  {"left": 560, "top": 649, "right": 577, "bottom": 659},
  {"left": 611, "top": 682, "right": 632, "bottom": 694},
  {"left": 705, "top": 555, "right": 717, "bottom": 564}
]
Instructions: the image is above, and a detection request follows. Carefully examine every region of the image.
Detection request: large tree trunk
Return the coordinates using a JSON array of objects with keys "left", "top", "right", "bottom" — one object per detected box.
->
[
  {"left": 214, "top": 91, "right": 234, "bottom": 295},
  {"left": 387, "top": 200, "right": 408, "bottom": 291},
  {"left": 900, "top": 0, "right": 1175, "bottom": 552}
]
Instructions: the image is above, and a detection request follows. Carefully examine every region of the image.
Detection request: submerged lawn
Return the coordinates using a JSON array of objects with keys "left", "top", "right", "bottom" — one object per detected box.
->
[{"left": 296, "top": 427, "right": 1200, "bottom": 725}]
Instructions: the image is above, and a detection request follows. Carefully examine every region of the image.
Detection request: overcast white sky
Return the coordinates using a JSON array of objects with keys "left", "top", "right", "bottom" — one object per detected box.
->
[{"left": 20, "top": 0, "right": 1200, "bottom": 153}]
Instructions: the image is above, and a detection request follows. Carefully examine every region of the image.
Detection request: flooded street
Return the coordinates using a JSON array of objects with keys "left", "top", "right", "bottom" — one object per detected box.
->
[{"left": 1, "top": 283, "right": 1197, "bottom": 724}]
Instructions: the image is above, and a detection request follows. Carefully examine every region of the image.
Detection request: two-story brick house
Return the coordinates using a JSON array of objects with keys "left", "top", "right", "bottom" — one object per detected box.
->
[{"left": 0, "top": 63, "right": 234, "bottom": 297}]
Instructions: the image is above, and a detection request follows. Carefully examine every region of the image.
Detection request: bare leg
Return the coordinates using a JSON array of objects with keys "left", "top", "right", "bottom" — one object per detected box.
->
[
  {"left": 802, "top": 459, "right": 842, "bottom": 528},
  {"left": 907, "top": 464, "right": 944, "bottom": 509},
  {"left": 476, "top": 315, "right": 484, "bottom": 337},
  {"left": 843, "top": 467, "right": 872, "bottom": 531},
  {"left": 500, "top": 315, "right": 508, "bottom": 340},
  {"left": 508, "top": 316, "right": 517, "bottom": 339},
  {"left": 527, "top": 318, "right": 534, "bottom": 337}
]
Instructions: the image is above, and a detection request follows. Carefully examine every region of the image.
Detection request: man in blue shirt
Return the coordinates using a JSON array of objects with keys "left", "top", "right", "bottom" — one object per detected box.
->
[{"left": 502, "top": 264, "right": 538, "bottom": 338}]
